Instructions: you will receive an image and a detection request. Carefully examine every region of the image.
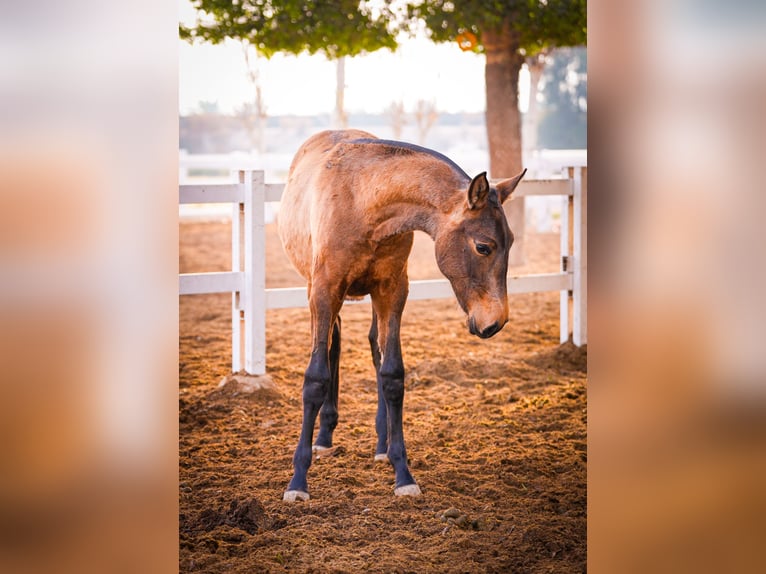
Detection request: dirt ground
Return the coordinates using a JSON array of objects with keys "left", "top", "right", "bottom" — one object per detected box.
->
[{"left": 179, "top": 219, "right": 587, "bottom": 573}]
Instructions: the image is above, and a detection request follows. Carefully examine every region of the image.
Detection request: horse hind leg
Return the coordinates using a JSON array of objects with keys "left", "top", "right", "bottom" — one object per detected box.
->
[
  {"left": 369, "top": 312, "right": 389, "bottom": 462},
  {"left": 314, "top": 316, "right": 341, "bottom": 451}
]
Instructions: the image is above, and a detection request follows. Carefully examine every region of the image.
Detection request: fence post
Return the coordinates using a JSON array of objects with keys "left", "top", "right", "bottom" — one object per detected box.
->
[
  {"left": 231, "top": 180, "right": 243, "bottom": 372},
  {"left": 243, "top": 170, "right": 267, "bottom": 375},
  {"left": 560, "top": 167, "right": 572, "bottom": 344},
  {"left": 572, "top": 167, "right": 587, "bottom": 346}
]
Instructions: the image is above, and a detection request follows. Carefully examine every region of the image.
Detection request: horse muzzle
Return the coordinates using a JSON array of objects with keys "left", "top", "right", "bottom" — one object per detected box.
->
[{"left": 468, "top": 316, "right": 506, "bottom": 339}]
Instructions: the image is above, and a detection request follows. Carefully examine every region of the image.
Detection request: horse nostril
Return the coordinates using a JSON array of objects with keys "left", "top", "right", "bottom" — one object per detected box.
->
[{"left": 479, "top": 322, "right": 501, "bottom": 339}]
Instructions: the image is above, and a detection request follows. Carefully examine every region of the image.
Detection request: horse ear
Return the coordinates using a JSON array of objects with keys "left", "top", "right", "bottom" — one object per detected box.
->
[
  {"left": 495, "top": 168, "right": 527, "bottom": 204},
  {"left": 467, "top": 172, "right": 490, "bottom": 210}
]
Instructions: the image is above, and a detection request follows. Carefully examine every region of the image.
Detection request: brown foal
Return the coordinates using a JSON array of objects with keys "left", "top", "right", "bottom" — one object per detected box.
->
[{"left": 278, "top": 129, "right": 525, "bottom": 501}]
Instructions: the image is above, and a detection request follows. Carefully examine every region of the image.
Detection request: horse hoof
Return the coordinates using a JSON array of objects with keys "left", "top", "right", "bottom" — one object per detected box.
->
[
  {"left": 394, "top": 484, "right": 422, "bottom": 497},
  {"left": 283, "top": 490, "right": 310, "bottom": 502},
  {"left": 373, "top": 453, "right": 389, "bottom": 462},
  {"left": 312, "top": 444, "right": 331, "bottom": 453}
]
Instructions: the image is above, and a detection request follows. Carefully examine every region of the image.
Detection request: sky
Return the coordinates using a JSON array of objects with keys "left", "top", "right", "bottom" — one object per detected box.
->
[{"left": 179, "top": 0, "right": 530, "bottom": 116}]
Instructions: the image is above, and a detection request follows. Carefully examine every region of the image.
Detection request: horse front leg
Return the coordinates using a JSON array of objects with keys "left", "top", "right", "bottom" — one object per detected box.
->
[
  {"left": 284, "top": 294, "right": 341, "bottom": 502},
  {"left": 372, "top": 282, "right": 421, "bottom": 496}
]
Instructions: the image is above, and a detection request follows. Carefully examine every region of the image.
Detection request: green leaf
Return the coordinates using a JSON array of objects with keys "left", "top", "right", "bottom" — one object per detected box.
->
[{"left": 181, "top": 0, "right": 399, "bottom": 58}]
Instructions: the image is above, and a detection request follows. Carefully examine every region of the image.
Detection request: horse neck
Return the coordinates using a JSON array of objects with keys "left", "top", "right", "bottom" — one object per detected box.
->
[{"left": 367, "top": 159, "right": 467, "bottom": 242}]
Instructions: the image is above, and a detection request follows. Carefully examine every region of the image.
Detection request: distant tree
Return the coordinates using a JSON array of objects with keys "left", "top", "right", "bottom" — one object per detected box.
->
[
  {"left": 406, "top": 0, "right": 586, "bottom": 265},
  {"left": 181, "top": 110, "right": 235, "bottom": 154},
  {"left": 537, "top": 47, "right": 587, "bottom": 149},
  {"left": 197, "top": 100, "right": 220, "bottom": 115},
  {"left": 239, "top": 43, "right": 268, "bottom": 153},
  {"left": 235, "top": 101, "right": 267, "bottom": 153},
  {"left": 413, "top": 99, "right": 439, "bottom": 144},
  {"left": 180, "top": 1, "right": 398, "bottom": 126},
  {"left": 522, "top": 51, "right": 549, "bottom": 154},
  {"left": 386, "top": 100, "right": 407, "bottom": 139}
]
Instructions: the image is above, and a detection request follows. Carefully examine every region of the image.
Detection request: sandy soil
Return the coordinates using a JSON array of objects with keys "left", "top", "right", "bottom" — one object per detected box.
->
[{"left": 179, "top": 220, "right": 586, "bottom": 573}]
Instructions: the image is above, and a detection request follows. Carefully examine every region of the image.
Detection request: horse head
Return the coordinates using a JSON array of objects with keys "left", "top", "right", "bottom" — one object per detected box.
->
[{"left": 434, "top": 169, "right": 526, "bottom": 339}]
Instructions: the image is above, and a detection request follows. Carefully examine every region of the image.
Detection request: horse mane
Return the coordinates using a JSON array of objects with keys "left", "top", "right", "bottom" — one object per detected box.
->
[{"left": 349, "top": 138, "right": 470, "bottom": 181}]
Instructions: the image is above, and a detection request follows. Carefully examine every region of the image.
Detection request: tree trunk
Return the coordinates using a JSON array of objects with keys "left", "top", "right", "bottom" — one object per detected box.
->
[
  {"left": 242, "top": 43, "right": 267, "bottom": 154},
  {"left": 483, "top": 24, "right": 525, "bottom": 267},
  {"left": 335, "top": 57, "right": 347, "bottom": 128}
]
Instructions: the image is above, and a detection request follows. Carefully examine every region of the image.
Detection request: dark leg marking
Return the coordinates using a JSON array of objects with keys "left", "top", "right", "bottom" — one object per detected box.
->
[
  {"left": 379, "top": 343, "right": 419, "bottom": 494},
  {"left": 315, "top": 316, "right": 341, "bottom": 450},
  {"left": 284, "top": 294, "right": 341, "bottom": 502},
  {"left": 371, "top": 279, "right": 421, "bottom": 496},
  {"left": 369, "top": 312, "right": 388, "bottom": 461},
  {"left": 284, "top": 347, "right": 329, "bottom": 501}
]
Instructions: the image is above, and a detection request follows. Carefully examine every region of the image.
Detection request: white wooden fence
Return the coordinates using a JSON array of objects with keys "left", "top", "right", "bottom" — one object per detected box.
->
[{"left": 179, "top": 168, "right": 587, "bottom": 376}]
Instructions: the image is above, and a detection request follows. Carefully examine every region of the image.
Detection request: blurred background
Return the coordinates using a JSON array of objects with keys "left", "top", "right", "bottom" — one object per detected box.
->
[
  {"left": 589, "top": 1, "right": 766, "bottom": 572},
  {"left": 1, "top": 0, "right": 765, "bottom": 572}
]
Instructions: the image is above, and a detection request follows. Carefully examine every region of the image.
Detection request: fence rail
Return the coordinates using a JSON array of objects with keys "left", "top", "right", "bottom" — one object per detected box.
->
[{"left": 179, "top": 169, "right": 587, "bottom": 375}]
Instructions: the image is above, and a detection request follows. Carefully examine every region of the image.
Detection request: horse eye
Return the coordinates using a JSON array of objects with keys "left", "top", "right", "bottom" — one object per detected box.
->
[{"left": 475, "top": 243, "right": 492, "bottom": 256}]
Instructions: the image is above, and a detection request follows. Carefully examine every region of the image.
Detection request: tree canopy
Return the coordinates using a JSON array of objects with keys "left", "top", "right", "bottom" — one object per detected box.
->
[
  {"left": 180, "top": 0, "right": 398, "bottom": 58},
  {"left": 406, "top": 0, "right": 587, "bottom": 56}
]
